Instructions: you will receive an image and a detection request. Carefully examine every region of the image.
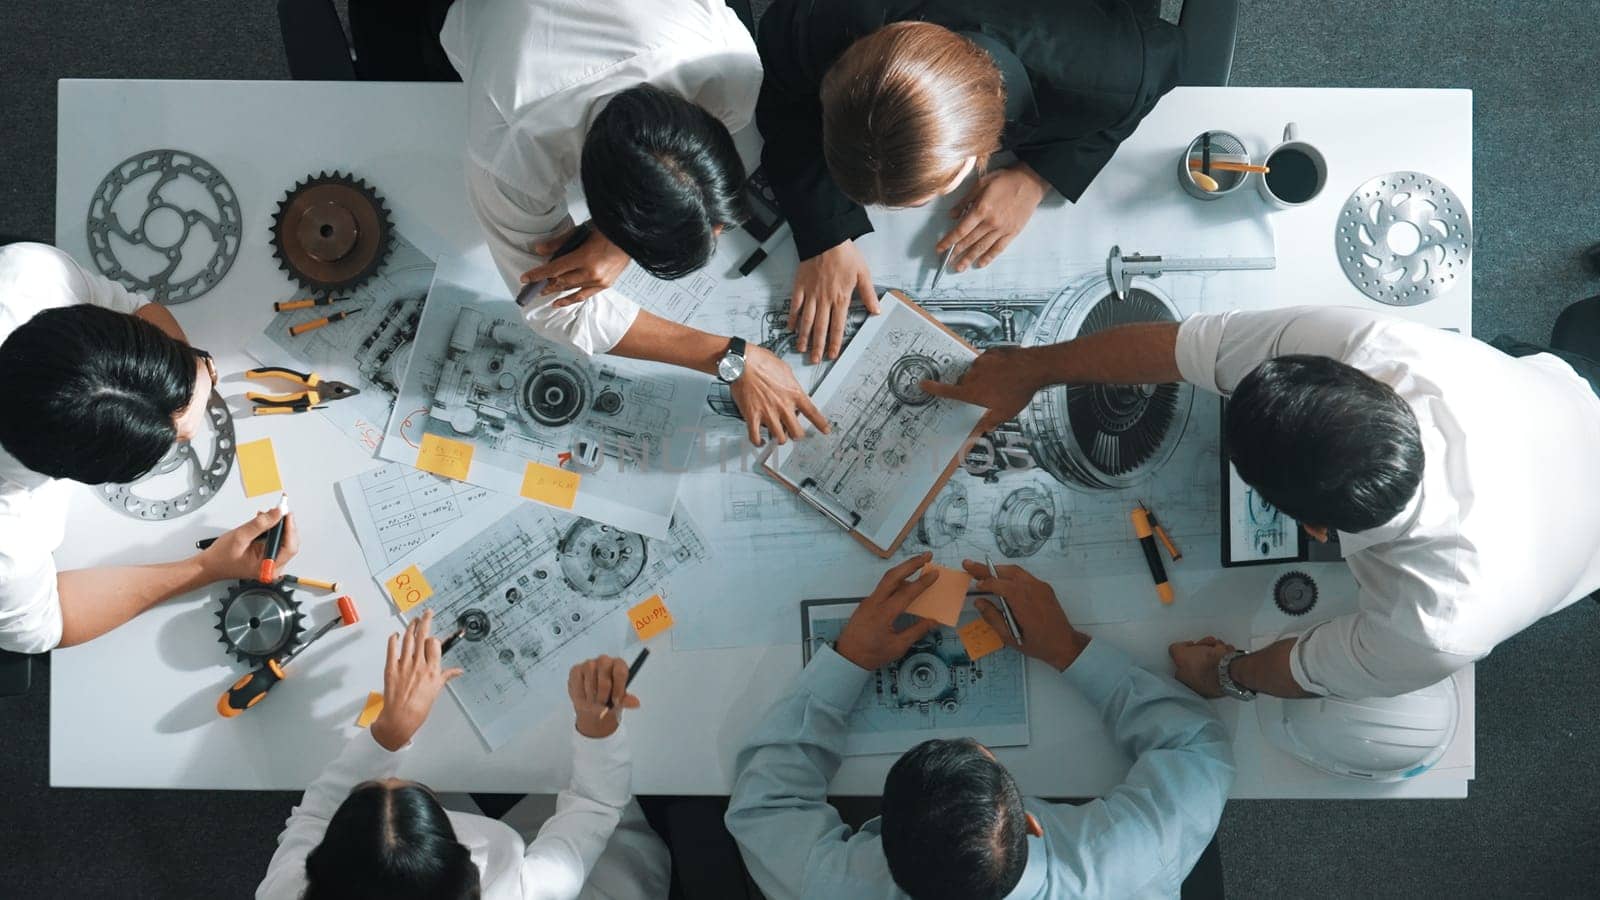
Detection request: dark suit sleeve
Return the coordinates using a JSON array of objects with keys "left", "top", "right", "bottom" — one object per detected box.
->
[
  {"left": 1013, "top": 131, "right": 1126, "bottom": 204},
  {"left": 754, "top": 0, "right": 876, "bottom": 260}
]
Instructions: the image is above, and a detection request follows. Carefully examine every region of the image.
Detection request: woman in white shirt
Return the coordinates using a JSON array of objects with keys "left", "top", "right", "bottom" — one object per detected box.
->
[{"left": 257, "top": 610, "right": 666, "bottom": 900}]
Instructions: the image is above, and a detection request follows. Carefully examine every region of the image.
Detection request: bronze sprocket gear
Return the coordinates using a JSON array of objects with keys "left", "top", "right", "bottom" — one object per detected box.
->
[{"left": 270, "top": 171, "right": 393, "bottom": 294}]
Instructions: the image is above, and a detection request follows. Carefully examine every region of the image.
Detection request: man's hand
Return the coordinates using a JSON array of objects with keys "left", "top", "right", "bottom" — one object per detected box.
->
[
  {"left": 520, "top": 227, "right": 632, "bottom": 308},
  {"left": 962, "top": 560, "right": 1088, "bottom": 671},
  {"left": 197, "top": 507, "right": 300, "bottom": 583},
  {"left": 1168, "top": 636, "right": 1235, "bottom": 699},
  {"left": 730, "top": 345, "right": 830, "bottom": 446},
  {"left": 569, "top": 654, "right": 640, "bottom": 739},
  {"left": 790, "top": 239, "right": 880, "bottom": 364},
  {"left": 920, "top": 345, "right": 1045, "bottom": 431},
  {"left": 372, "top": 610, "right": 464, "bottom": 751},
  {"left": 936, "top": 163, "right": 1050, "bottom": 273},
  {"left": 834, "top": 553, "right": 938, "bottom": 670}
]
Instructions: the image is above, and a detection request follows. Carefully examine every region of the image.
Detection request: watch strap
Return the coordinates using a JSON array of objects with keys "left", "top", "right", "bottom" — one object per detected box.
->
[
  {"left": 1217, "top": 650, "right": 1257, "bottom": 701},
  {"left": 727, "top": 336, "right": 747, "bottom": 359}
]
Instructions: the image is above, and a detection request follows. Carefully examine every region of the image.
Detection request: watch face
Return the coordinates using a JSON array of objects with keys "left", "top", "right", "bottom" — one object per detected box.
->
[{"left": 718, "top": 354, "right": 745, "bottom": 383}]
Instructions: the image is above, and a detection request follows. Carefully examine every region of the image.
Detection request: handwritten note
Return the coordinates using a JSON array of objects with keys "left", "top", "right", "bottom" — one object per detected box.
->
[
  {"left": 415, "top": 433, "right": 474, "bottom": 480},
  {"left": 906, "top": 564, "right": 973, "bottom": 627},
  {"left": 628, "top": 595, "right": 674, "bottom": 641},
  {"left": 958, "top": 618, "right": 1005, "bottom": 661},
  {"left": 384, "top": 563, "right": 434, "bottom": 613},
  {"left": 236, "top": 438, "right": 283, "bottom": 497},
  {"left": 355, "top": 692, "right": 384, "bottom": 728},
  {"left": 520, "top": 461, "right": 580, "bottom": 509}
]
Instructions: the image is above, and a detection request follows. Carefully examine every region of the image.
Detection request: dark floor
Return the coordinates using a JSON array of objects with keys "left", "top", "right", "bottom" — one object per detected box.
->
[{"left": 3, "top": 1, "right": 1600, "bottom": 897}]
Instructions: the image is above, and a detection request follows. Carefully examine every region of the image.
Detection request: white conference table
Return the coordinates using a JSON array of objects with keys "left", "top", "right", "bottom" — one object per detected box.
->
[{"left": 52, "top": 80, "right": 1474, "bottom": 799}]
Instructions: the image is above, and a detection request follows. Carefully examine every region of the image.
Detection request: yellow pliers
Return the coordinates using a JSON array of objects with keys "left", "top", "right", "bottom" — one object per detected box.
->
[{"left": 245, "top": 366, "right": 361, "bottom": 415}]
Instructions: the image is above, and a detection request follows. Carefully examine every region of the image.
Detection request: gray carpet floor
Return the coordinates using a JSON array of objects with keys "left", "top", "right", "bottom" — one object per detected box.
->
[{"left": 2, "top": 1, "right": 1598, "bottom": 897}]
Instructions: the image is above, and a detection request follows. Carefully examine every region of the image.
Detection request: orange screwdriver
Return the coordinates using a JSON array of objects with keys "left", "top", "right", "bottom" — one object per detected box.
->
[
  {"left": 274, "top": 296, "right": 350, "bottom": 312},
  {"left": 289, "top": 308, "right": 364, "bottom": 336},
  {"left": 218, "top": 595, "right": 359, "bottom": 718}
]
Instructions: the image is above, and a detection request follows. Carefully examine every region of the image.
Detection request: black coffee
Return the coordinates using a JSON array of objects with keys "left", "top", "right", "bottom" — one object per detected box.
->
[{"left": 1265, "top": 148, "right": 1321, "bottom": 203}]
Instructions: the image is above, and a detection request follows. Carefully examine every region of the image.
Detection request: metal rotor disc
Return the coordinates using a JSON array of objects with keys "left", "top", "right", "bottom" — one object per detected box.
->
[
  {"left": 96, "top": 390, "right": 235, "bottom": 520},
  {"left": 216, "top": 581, "right": 304, "bottom": 664},
  {"left": 86, "top": 148, "right": 242, "bottom": 304},
  {"left": 271, "top": 172, "right": 393, "bottom": 294},
  {"left": 1336, "top": 171, "right": 1472, "bottom": 307}
]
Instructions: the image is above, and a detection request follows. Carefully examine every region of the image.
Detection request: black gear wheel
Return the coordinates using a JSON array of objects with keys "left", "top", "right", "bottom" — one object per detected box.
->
[
  {"left": 215, "top": 581, "right": 305, "bottom": 664},
  {"left": 1273, "top": 571, "right": 1319, "bottom": 616},
  {"left": 270, "top": 171, "right": 393, "bottom": 295}
]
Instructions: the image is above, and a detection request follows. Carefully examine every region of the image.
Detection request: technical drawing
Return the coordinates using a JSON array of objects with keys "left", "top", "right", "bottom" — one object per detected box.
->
[
  {"left": 335, "top": 463, "right": 517, "bottom": 574},
  {"left": 377, "top": 502, "right": 709, "bottom": 749},
  {"left": 803, "top": 600, "right": 1029, "bottom": 756},
  {"left": 914, "top": 480, "right": 968, "bottom": 548}
]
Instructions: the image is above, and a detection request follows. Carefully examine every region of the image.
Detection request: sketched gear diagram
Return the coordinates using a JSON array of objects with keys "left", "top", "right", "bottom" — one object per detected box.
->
[{"left": 558, "top": 521, "right": 648, "bottom": 597}]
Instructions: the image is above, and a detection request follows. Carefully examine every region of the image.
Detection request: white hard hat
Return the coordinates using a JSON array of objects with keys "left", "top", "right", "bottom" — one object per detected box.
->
[{"left": 1256, "top": 676, "right": 1460, "bottom": 782}]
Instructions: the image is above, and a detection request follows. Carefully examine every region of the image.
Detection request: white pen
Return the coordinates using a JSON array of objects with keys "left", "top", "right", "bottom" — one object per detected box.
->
[{"left": 984, "top": 553, "right": 1024, "bottom": 647}]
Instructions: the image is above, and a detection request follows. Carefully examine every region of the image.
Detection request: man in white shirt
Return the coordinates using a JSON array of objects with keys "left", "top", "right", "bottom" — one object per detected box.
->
[
  {"left": 439, "top": 0, "right": 826, "bottom": 446},
  {"left": 257, "top": 610, "right": 668, "bottom": 900},
  {"left": 924, "top": 305, "right": 1600, "bottom": 700},
  {"left": 0, "top": 243, "right": 302, "bottom": 655}
]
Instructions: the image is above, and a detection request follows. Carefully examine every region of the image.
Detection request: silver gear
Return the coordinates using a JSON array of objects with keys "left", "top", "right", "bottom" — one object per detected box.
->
[{"left": 215, "top": 581, "right": 305, "bottom": 664}]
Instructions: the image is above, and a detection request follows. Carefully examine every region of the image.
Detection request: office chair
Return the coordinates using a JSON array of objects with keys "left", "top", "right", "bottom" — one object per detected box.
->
[
  {"left": 1177, "top": 0, "right": 1241, "bottom": 87},
  {"left": 0, "top": 650, "right": 32, "bottom": 697}
]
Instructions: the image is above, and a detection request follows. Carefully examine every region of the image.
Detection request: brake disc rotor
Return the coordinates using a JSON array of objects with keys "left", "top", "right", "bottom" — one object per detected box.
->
[
  {"left": 1336, "top": 171, "right": 1472, "bottom": 307},
  {"left": 270, "top": 171, "right": 393, "bottom": 294},
  {"left": 95, "top": 390, "right": 234, "bottom": 520},
  {"left": 216, "top": 581, "right": 305, "bottom": 664},
  {"left": 86, "top": 148, "right": 243, "bottom": 304}
]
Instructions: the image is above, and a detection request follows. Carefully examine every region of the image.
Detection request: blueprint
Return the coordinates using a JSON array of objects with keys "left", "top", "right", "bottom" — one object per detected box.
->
[
  {"left": 1225, "top": 461, "right": 1300, "bottom": 564},
  {"left": 766, "top": 294, "right": 984, "bottom": 550},
  {"left": 335, "top": 463, "right": 521, "bottom": 573},
  {"left": 375, "top": 252, "right": 709, "bottom": 538},
  {"left": 247, "top": 229, "right": 438, "bottom": 452},
  {"left": 375, "top": 502, "right": 710, "bottom": 749},
  {"left": 802, "top": 598, "right": 1028, "bottom": 755}
]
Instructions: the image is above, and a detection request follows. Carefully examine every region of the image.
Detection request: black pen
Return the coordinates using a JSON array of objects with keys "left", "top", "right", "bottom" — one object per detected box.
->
[
  {"left": 603, "top": 647, "right": 651, "bottom": 716},
  {"left": 517, "top": 223, "right": 593, "bottom": 307},
  {"left": 440, "top": 627, "right": 466, "bottom": 656},
  {"left": 257, "top": 493, "right": 290, "bottom": 582}
]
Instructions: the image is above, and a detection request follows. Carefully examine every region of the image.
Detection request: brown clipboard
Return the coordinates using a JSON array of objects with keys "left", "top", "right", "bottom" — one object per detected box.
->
[{"left": 760, "top": 290, "right": 987, "bottom": 558}]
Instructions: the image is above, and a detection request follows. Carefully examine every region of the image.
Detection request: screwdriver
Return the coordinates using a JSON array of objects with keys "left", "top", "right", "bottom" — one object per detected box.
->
[
  {"left": 274, "top": 296, "right": 350, "bottom": 312},
  {"left": 218, "top": 595, "right": 360, "bottom": 718},
  {"left": 289, "top": 308, "right": 364, "bottom": 337}
]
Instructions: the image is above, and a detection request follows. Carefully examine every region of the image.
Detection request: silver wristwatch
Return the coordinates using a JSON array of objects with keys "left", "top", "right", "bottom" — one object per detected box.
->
[
  {"left": 717, "top": 337, "right": 747, "bottom": 384},
  {"left": 1217, "top": 650, "right": 1257, "bottom": 701}
]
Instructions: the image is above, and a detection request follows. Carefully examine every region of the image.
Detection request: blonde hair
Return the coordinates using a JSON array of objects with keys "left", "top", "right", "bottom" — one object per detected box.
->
[{"left": 820, "top": 22, "right": 1005, "bottom": 207}]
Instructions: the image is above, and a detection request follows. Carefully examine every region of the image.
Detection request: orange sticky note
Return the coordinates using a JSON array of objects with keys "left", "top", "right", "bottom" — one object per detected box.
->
[
  {"left": 906, "top": 564, "right": 973, "bottom": 627},
  {"left": 958, "top": 617, "right": 1005, "bottom": 661},
  {"left": 415, "top": 433, "right": 474, "bottom": 480},
  {"left": 521, "top": 461, "right": 580, "bottom": 509},
  {"left": 384, "top": 563, "right": 434, "bottom": 613},
  {"left": 236, "top": 438, "right": 283, "bottom": 497},
  {"left": 628, "top": 594, "right": 674, "bottom": 641},
  {"left": 356, "top": 692, "right": 384, "bottom": 728}
]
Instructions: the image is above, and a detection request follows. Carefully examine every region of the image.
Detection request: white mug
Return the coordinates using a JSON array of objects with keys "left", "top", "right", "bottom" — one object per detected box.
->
[{"left": 1257, "top": 123, "right": 1328, "bottom": 209}]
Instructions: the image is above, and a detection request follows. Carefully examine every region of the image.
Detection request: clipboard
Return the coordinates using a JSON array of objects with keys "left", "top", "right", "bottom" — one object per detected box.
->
[{"left": 761, "top": 291, "right": 986, "bottom": 558}]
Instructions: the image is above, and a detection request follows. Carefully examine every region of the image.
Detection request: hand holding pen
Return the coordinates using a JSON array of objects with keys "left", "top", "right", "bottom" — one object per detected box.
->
[
  {"left": 569, "top": 653, "right": 642, "bottom": 739},
  {"left": 962, "top": 559, "right": 1090, "bottom": 673}
]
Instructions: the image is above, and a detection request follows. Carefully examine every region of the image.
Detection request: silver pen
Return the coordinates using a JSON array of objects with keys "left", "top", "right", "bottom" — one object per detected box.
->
[
  {"left": 931, "top": 242, "right": 956, "bottom": 292},
  {"left": 984, "top": 554, "right": 1024, "bottom": 647}
]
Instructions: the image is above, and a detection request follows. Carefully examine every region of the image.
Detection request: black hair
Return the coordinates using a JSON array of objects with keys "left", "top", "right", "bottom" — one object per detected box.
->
[
  {"left": 0, "top": 305, "right": 196, "bottom": 484},
  {"left": 304, "top": 782, "right": 481, "bottom": 900},
  {"left": 580, "top": 83, "right": 748, "bottom": 280},
  {"left": 881, "top": 738, "right": 1029, "bottom": 900},
  {"left": 1225, "top": 354, "right": 1424, "bottom": 534}
]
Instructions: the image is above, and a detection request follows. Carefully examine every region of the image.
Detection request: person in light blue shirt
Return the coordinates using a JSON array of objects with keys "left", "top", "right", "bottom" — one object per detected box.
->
[{"left": 725, "top": 552, "right": 1235, "bottom": 900}]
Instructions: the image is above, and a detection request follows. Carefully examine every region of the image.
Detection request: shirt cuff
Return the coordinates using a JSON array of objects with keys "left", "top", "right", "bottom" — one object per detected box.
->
[
  {"left": 354, "top": 727, "right": 409, "bottom": 763},
  {"left": 800, "top": 644, "right": 873, "bottom": 711},
  {"left": 570, "top": 721, "right": 632, "bottom": 807},
  {"left": 1059, "top": 638, "right": 1137, "bottom": 708},
  {"left": 791, "top": 209, "right": 874, "bottom": 262},
  {"left": 1174, "top": 313, "right": 1230, "bottom": 394}
]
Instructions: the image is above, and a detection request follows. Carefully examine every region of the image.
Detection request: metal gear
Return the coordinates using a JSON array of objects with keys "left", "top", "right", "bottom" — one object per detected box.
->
[
  {"left": 96, "top": 389, "right": 234, "bottom": 520},
  {"left": 270, "top": 171, "right": 393, "bottom": 295},
  {"left": 1274, "top": 571, "right": 1319, "bottom": 616},
  {"left": 215, "top": 581, "right": 305, "bottom": 664}
]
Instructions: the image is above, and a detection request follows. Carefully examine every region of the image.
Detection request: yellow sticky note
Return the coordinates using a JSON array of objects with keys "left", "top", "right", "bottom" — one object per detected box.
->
[
  {"left": 236, "top": 438, "right": 283, "bottom": 497},
  {"left": 628, "top": 595, "right": 674, "bottom": 641},
  {"left": 415, "top": 433, "right": 474, "bottom": 480},
  {"left": 958, "top": 618, "right": 1005, "bottom": 661},
  {"left": 906, "top": 564, "right": 973, "bottom": 627},
  {"left": 521, "top": 461, "right": 580, "bottom": 509},
  {"left": 356, "top": 692, "right": 385, "bottom": 728},
  {"left": 384, "top": 563, "right": 434, "bottom": 613}
]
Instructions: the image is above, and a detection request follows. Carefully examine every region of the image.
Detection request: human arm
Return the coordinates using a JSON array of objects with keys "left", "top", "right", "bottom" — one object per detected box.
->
[
  {"left": 55, "top": 507, "right": 299, "bottom": 648},
  {"left": 935, "top": 162, "right": 1052, "bottom": 273},
  {"left": 134, "top": 302, "right": 188, "bottom": 343}
]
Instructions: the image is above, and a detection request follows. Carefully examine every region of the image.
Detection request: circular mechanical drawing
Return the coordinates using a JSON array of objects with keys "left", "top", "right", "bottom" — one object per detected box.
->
[
  {"left": 915, "top": 480, "right": 969, "bottom": 548},
  {"left": 458, "top": 609, "right": 492, "bottom": 641},
  {"left": 216, "top": 581, "right": 303, "bottom": 664},
  {"left": 96, "top": 390, "right": 234, "bottom": 520},
  {"left": 898, "top": 652, "right": 952, "bottom": 704},
  {"left": 522, "top": 363, "right": 593, "bottom": 427},
  {"left": 992, "top": 485, "right": 1057, "bottom": 558},
  {"left": 887, "top": 354, "right": 940, "bottom": 407},
  {"left": 86, "top": 149, "right": 242, "bottom": 304},
  {"left": 1337, "top": 172, "right": 1471, "bottom": 307},
  {"left": 271, "top": 171, "right": 393, "bottom": 294},
  {"left": 559, "top": 521, "right": 647, "bottom": 597},
  {"left": 1274, "top": 571, "right": 1319, "bottom": 616},
  {"left": 1022, "top": 284, "right": 1192, "bottom": 490}
]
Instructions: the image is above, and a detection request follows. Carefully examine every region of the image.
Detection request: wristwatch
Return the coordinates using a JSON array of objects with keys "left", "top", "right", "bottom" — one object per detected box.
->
[
  {"left": 1216, "top": 650, "right": 1257, "bottom": 701},
  {"left": 717, "top": 337, "right": 748, "bottom": 384}
]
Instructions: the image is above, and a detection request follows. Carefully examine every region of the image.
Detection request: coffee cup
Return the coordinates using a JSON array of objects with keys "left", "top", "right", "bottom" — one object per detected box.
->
[{"left": 1257, "top": 123, "right": 1327, "bottom": 209}]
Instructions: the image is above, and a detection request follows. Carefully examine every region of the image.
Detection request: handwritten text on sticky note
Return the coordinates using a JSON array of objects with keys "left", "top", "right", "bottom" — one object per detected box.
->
[
  {"left": 521, "top": 461, "right": 580, "bottom": 509},
  {"left": 958, "top": 617, "right": 1005, "bottom": 661},
  {"left": 237, "top": 438, "right": 283, "bottom": 497},
  {"left": 415, "top": 433, "right": 474, "bottom": 480},
  {"left": 628, "top": 595, "right": 674, "bottom": 641},
  {"left": 384, "top": 564, "right": 434, "bottom": 613}
]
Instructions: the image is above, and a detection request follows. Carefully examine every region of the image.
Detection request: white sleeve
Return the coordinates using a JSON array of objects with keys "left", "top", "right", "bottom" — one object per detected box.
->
[
  {"left": 256, "top": 731, "right": 406, "bottom": 900},
  {"left": 55, "top": 244, "right": 148, "bottom": 314},
  {"left": 1289, "top": 612, "right": 1479, "bottom": 699},
  {"left": 1174, "top": 306, "right": 1394, "bottom": 395},
  {"left": 0, "top": 531, "right": 62, "bottom": 655},
  {"left": 518, "top": 725, "right": 632, "bottom": 900},
  {"left": 464, "top": 163, "right": 640, "bottom": 356}
]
